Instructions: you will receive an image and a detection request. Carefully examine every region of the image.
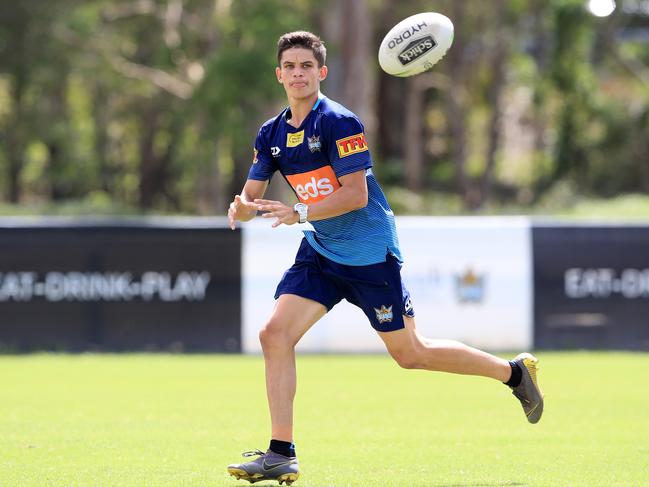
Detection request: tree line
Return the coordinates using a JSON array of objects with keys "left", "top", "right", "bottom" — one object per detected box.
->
[{"left": 0, "top": 0, "right": 648, "bottom": 215}]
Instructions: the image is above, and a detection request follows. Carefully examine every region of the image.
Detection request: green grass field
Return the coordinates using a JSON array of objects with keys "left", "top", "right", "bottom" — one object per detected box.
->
[{"left": 1, "top": 352, "right": 647, "bottom": 486}]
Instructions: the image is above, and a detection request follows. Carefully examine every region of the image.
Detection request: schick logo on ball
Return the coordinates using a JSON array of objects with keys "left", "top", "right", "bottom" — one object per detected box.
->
[{"left": 398, "top": 36, "right": 436, "bottom": 65}]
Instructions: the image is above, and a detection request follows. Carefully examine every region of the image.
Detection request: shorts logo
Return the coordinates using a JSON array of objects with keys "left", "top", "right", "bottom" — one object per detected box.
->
[
  {"left": 374, "top": 305, "right": 394, "bottom": 324},
  {"left": 308, "top": 135, "right": 321, "bottom": 153},
  {"left": 287, "top": 130, "right": 305, "bottom": 148},
  {"left": 336, "top": 133, "right": 368, "bottom": 158},
  {"left": 285, "top": 166, "right": 341, "bottom": 203},
  {"left": 252, "top": 148, "right": 258, "bottom": 164}
]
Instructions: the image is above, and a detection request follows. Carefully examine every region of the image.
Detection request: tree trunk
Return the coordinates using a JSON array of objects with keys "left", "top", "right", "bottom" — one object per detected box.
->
[
  {"left": 341, "top": 0, "right": 372, "bottom": 128},
  {"left": 445, "top": 1, "right": 471, "bottom": 207},
  {"left": 93, "top": 83, "right": 112, "bottom": 193},
  {"left": 5, "top": 84, "right": 25, "bottom": 203},
  {"left": 404, "top": 76, "right": 425, "bottom": 192},
  {"left": 138, "top": 107, "right": 159, "bottom": 208},
  {"left": 479, "top": 0, "right": 508, "bottom": 208},
  {"left": 47, "top": 69, "right": 71, "bottom": 200},
  {"left": 375, "top": 3, "right": 407, "bottom": 164},
  {"left": 322, "top": 0, "right": 374, "bottom": 134},
  {"left": 3, "top": 7, "right": 30, "bottom": 204}
]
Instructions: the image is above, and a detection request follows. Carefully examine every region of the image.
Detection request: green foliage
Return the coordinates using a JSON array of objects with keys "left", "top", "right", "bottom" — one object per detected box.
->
[
  {"left": 0, "top": 0, "right": 647, "bottom": 214},
  {"left": 197, "top": 0, "right": 313, "bottom": 191}
]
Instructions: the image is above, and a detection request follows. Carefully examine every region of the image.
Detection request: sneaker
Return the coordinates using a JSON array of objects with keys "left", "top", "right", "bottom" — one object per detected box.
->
[
  {"left": 227, "top": 449, "right": 299, "bottom": 485},
  {"left": 510, "top": 353, "right": 544, "bottom": 424}
]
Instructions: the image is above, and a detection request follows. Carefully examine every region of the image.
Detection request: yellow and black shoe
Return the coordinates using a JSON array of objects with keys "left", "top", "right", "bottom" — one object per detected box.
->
[{"left": 510, "top": 353, "right": 544, "bottom": 424}]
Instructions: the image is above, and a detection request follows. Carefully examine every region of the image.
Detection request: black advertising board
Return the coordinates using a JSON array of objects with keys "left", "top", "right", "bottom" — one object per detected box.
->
[
  {"left": 533, "top": 224, "right": 649, "bottom": 350},
  {"left": 0, "top": 218, "right": 241, "bottom": 352}
]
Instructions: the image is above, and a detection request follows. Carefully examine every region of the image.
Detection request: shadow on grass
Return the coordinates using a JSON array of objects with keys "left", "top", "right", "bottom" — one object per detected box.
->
[
  {"left": 431, "top": 483, "right": 528, "bottom": 487},
  {"left": 229, "top": 483, "right": 528, "bottom": 487}
]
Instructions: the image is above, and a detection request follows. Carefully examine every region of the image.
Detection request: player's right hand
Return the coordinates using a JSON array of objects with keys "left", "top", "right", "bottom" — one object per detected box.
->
[{"left": 227, "top": 194, "right": 258, "bottom": 230}]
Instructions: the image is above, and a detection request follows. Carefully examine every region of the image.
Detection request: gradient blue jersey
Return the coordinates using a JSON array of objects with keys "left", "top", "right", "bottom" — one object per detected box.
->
[{"left": 248, "top": 96, "right": 402, "bottom": 266}]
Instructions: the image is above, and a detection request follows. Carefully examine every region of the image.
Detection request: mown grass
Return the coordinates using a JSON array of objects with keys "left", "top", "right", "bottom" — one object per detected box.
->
[{"left": 1, "top": 352, "right": 647, "bottom": 486}]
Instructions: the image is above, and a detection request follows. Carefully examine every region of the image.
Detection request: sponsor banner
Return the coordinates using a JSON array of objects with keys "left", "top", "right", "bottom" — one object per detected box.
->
[
  {"left": 397, "top": 217, "right": 532, "bottom": 351},
  {"left": 0, "top": 217, "right": 241, "bottom": 352},
  {"left": 242, "top": 220, "right": 379, "bottom": 353},
  {"left": 243, "top": 217, "right": 532, "bottom": 353},
  {"left": 533, "top": 225, "right": 649, "bottom": 350}
]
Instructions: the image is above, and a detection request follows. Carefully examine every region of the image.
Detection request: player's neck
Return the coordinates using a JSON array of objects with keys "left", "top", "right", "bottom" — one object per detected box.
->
[{"left": 286, "top": 92, "right": 320, "bottom": 128}]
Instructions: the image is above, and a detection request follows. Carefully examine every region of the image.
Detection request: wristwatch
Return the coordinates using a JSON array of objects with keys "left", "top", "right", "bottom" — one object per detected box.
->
[{"left": 293, "top": 203, "right": 308, "bottom": 223}]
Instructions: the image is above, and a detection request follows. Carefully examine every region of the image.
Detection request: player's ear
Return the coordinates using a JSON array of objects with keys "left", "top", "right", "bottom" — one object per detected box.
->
[
  {"left": 276, "top": 66, "right": 282, "bottom": 83},
  {"left": 318, "top": 65, "right": 328, "bottom": 81}
]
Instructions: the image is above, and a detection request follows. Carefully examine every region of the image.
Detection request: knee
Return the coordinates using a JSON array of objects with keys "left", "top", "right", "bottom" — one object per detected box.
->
[
  {"left": 390, "top": 349, "right": 422, "bottom": 370},
  {"left": 259, "top": 319, "right": 294, "bottom": 351}
]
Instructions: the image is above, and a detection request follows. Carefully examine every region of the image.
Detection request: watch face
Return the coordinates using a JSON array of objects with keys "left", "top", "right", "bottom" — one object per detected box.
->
[{"left": 294, "top": 203, "right": 308, "bottom": 223}]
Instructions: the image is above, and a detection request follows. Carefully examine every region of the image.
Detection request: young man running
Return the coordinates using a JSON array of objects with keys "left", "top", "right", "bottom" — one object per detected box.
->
[{"left": 226, "top": 31, "right": 543, "bottom": 486}]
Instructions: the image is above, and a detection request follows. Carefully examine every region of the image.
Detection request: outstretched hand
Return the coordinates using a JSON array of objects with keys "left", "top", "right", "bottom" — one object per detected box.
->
[
  {"left": 255, "top": 199, "right": 299, "bottom": 228},
  {"left": 227, "top": 195, "right": 258, "bottom": 230}
]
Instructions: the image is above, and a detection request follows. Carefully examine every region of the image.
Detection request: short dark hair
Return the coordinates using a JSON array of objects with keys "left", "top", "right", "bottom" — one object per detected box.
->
[{"left": 277, "top": 31, "right": 326, "bottom": 67}]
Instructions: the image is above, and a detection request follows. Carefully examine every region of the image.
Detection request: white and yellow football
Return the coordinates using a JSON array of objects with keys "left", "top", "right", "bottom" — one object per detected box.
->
[{"left": 378, "top": 12, "right": 454, "bottom": 77}]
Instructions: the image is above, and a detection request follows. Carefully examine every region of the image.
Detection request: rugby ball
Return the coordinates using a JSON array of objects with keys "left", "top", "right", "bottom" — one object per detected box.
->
[{"left": 378, "top": 12, "right": 454, "bottom": 77}]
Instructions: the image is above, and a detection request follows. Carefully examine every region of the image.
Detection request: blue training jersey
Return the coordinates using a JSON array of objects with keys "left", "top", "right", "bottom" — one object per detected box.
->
[{"left": 248, "top": 96, "right": 402, "bottom": 266}]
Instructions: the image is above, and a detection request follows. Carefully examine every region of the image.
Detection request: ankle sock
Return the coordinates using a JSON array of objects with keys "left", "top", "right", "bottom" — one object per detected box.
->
[
  {"left": 269, "top": 439, "right": 296, "bottom": 458},
  {"left": 505, "top": 360, "right": 523, "bottom": 387}
]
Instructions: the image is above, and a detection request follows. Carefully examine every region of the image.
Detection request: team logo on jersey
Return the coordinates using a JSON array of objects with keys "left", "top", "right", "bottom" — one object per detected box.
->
[
  {"left": 252, "top": 148, "right": 258, "bottom": 164},
  {"left": 336, "top": 133, "right": 368, "bottom": 158},
  {"left": 271, "top": 146, "right": 281, "bottom": 157},
  {"left": 285, "top": 166, "right": 341, "bottom": 203},
  {"left": 374, "top": 305, "right": 394, "bottom": 324},
  {"left": 307, "top": 135, "right": 321, "bottom": 153},
  {"left": 287, "top": 130, "right": 305, "bottom": 148}
]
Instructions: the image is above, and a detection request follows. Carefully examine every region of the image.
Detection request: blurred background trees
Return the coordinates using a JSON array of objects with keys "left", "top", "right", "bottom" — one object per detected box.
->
[{"left": 0, "top": 0, "right": 648, "bottom": 215}]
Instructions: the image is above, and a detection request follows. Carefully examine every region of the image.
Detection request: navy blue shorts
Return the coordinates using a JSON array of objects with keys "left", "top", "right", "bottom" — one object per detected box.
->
[{"left": 274, "top": 238, "right": 415, "bottom": 332}]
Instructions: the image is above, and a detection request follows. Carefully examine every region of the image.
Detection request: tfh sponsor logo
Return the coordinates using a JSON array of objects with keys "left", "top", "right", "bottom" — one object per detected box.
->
[
  {"left": 336, "top": 133, "right": 368, "bottom": 158},
  {"left": 285, "top": 166, "right": 340, "bottom": 203}
]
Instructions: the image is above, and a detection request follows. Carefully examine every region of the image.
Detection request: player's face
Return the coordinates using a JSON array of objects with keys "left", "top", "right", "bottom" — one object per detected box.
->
[{"left": 276, "top": 48, "right": 327, "bottom": 101}]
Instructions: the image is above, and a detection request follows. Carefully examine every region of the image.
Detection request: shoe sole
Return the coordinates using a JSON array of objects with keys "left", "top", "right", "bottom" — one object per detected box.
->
[{"left": 228, "top": 467, "right": 299, "bottom": 485}]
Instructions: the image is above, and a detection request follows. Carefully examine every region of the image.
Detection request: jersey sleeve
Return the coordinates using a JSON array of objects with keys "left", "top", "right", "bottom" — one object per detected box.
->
[
  {"left": 247, "top": 125, "right": 277, "bottom": 181},
  {"left": 324, "top": 115, "right": 372, "bottom": 178}
]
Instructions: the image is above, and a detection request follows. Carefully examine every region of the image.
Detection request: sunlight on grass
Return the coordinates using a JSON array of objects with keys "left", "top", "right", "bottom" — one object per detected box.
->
[{"left": 1, "top": 353, "right": 647, "bottom": 486}]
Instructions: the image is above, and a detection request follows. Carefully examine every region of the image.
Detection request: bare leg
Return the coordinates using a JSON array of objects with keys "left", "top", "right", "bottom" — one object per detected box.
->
[
  {"left": 259, "top": 294, "right": 327, "bottom": 442},
  {"left": 378, "top": 316, "right": 511, "bottom": 382}
]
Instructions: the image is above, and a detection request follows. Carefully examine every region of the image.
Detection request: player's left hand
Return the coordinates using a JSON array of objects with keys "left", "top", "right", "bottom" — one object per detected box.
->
[{"left": 254, "top": 199, "right": 299, "bottom": 227}]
